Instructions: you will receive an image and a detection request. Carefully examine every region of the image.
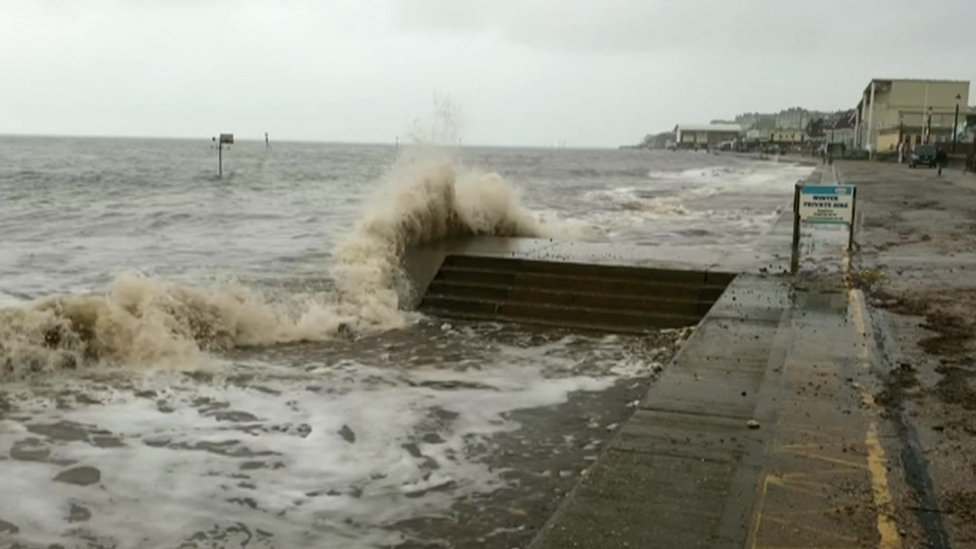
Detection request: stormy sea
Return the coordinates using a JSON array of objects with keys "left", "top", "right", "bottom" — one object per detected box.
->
[{"left": 0, "top": 135, "right": 812, "bottom": 548}]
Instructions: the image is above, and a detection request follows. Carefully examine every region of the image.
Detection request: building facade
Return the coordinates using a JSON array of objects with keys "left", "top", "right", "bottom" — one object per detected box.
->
[
  {"left": 855, "top": 78, "right": 971, "bottom": 153},
  {"left": 769, "top": 129, "right": 806, "bottom": 144},
  {"left": 673, "top": 124, "right": 742, "bottom": 149},
  {"left": 775, "top": 107, "right": 807, "bottom": 129}
]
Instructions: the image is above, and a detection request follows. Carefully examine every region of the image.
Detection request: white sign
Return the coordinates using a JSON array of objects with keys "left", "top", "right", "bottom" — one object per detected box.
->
[{"left": 799, "top": 184, "right": 855, "bottom": 224}]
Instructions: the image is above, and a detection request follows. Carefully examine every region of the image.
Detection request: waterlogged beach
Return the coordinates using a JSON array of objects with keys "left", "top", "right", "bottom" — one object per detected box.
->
[{"left": 0, "top": 137, "right": 812, "bottom": 547}]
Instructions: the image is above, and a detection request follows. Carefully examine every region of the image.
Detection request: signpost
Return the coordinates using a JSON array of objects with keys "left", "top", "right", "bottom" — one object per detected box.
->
[
  {"left": 790, "top": 182, "right": 857, "bottom": 274},
  {"left": 214, "top": 133, "right": 234, "bottom": 177}
]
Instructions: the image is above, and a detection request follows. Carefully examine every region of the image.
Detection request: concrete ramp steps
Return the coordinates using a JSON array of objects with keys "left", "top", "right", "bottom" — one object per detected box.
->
[
  {"left": 433, "top": 269, "right": 729, "bottom": 301},
  {"left": 425, "top": 281, "right": 718, "bottom": 316},
  {"left": 419, "top": 254, "right": 735, "bottom": 332}
]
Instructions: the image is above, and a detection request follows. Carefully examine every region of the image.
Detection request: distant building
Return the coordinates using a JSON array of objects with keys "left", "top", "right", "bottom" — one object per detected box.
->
[
  {"left": 734, "top": 113, "right": 776, "bottom": 131},
  {"left": 825, "top": 110, "right": 857, "bottom": 148},
  {"left": 855, "top": 78, "right": 971, "bottom": 153},
  {"left": 745, "top": 128, "right": 771, "bottom": 142},
  {"left": 769, "top": 129, "right": 806, "bottom": 144},
  {"left": 744, "top": 127, "right": 807, "bottom": 146},
  {"left": 673, "top": 124, "right": 742, "bottom": 150},
  {"left": 967, "top": 109, "right": 976, "bottom": 143},
  {"left": 775, "top": 107, "right": 808, "bottom": 130}
]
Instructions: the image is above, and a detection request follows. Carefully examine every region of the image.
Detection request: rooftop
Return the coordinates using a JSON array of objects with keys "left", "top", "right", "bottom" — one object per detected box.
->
[
  {"left": 862, "top": 78, "right": 970, "bottom": 95},
  {"left": 674, "top": 124, "right": 742, "bottom": 133}
]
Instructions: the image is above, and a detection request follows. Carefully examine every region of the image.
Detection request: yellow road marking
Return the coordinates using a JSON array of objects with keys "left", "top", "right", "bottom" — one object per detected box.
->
[
  {"left": 847, "top": 278, "right": 902, "bottom": 548},
  {"left": 866, "top": 421, "right": 901, "bottom": 546},
  {"left": 750, "top": 253, "right": 900, "bottom": 548},
  {"left": 748, "top": 474, "right": 770, "bottom": 547}
]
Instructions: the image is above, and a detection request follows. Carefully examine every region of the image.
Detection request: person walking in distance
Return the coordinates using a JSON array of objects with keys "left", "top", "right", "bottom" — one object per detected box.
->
[{"left": 935, "top": 147, "right": 948, "bottom": 176}]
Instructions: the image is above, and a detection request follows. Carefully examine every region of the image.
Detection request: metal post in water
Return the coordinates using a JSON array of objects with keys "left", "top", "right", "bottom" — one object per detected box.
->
[{"left": 216, "top": 133, "right": 234, "bottom": 178}]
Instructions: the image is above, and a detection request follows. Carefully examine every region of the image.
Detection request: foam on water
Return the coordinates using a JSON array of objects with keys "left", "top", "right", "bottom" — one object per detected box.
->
[
  {"left": 0, "top": 290, "right": 27, "bottom": 309},
  {"left": 645, "top": 165, "right": 736, "bottom": 182},
  {"left": 0, "top": 136, "right": 815, "bottom": 546},
  {"left": 581, "top": 161, "right": 812, "bottom": 239},
  {"left": 0, "top": 146, "right": 553, "bottom": 380},
  {"left": 0, "top": 328, "right": 671, "bottom": 548}
]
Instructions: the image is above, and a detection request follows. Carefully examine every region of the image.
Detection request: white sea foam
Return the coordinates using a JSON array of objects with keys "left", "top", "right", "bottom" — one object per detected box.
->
[
  {"left": 0, "top": 290, "right": 27, "bottom": 308},
  {"left": 583, "top": 163, "right": 813, "bottom": 230},
  {"left": 0, "top": 331, "right": 663, "bottom": 548},
  {"left": 646, "top": 165, "right": 735, "bottom": 181}
]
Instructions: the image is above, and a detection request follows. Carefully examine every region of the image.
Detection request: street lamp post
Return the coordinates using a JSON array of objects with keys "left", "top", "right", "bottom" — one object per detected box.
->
[
  {"left": 952, "top": 93, "right": 962, "bottom": 153},
  {"left": 926, "top": 107, "right": 933, "bottom": 144}
]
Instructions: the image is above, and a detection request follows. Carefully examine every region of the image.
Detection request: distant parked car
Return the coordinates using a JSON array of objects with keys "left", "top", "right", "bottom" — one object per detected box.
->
[{"left": 909, "top": 144, "right": 937, "bottom": 168}]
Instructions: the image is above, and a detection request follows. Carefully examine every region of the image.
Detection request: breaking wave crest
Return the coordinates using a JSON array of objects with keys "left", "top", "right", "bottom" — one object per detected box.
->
[
  {"left": 0, "top": 277, "right": 340, "bottom": 378},
  {"left": 331, "top": 147, "right": 552, "bottom": 331},
  {"left": 0, "top": 147, "right": 551, "bottom": 380}
]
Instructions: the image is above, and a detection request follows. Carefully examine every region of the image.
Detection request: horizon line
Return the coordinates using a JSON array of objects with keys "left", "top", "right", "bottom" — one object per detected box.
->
[{"left": 0, "top": 131, "right": 619, "bottom": 150}]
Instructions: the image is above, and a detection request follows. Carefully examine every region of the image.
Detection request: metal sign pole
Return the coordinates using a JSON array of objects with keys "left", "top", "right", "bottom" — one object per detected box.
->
[
  {"left": 791, "top": 182, "right": 801, "bottom": 275},
  {"left": 216, "top": 133, "right": 234, "bottom": 178},
  {"left": 848, "top": 187, "right": 857, "bottom": 251}
]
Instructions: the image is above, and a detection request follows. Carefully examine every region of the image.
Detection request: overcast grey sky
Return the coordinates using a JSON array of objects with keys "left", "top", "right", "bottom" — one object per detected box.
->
[{"left": 3, "top": 0, "right": 974, "bottom": 147}]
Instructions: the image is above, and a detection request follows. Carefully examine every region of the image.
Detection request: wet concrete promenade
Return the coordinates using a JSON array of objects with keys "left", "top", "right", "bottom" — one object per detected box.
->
[
  {"left": 404, "top": 158, "right": 976, "bottom": 547},
  {"left": 519, "top": 163, "right": 913, "bottom": 548},
  {"left": 529, "top": 273, "right": 898, "bottom": 548}
]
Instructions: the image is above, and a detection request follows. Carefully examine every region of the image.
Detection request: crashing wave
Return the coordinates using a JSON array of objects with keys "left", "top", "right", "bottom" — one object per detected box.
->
[
  {"left": 0, "top": 147, "right": 550, "bottom": 380},
  {"left": 331, "top": 147, "right": 550, "bottom": 331}
]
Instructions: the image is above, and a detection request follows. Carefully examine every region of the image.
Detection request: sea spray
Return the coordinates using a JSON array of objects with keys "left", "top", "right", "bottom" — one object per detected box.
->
[
  {"left": 0, "top": 275, "right": 343, "bottom": 378},
  {"left": 0, "top": 147, "right": 554, "bottom": 380},
  {"left": 332, "top": 146, "right": 551, "bottom": 330}
]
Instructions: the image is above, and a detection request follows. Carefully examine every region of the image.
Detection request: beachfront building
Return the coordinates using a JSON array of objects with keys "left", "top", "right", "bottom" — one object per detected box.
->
[
  {"left": 855, "top": 78, "right": 971, "bottom": 153},
  {"left": 769, "top": 129, "right": 806, "bottom": 145},
  {"left": 825, "top": 110, "right": 857, "bottom": 149},
  {"left": 673, "top": 124, "right": 742, "bottom": 150},
  {"left": 745, "top": 128, "right": 807, "bottom": 146}
]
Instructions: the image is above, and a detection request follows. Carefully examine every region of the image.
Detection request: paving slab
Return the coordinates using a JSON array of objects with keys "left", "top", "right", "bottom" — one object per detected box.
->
[{"left": 533, "top": 448, "right": 742, "bottom": 549}]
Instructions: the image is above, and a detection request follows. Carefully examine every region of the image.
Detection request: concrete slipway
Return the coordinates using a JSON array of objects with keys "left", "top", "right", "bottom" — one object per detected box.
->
[{"left": 410, "top": 163, "right": 911, "bottom": 548}]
